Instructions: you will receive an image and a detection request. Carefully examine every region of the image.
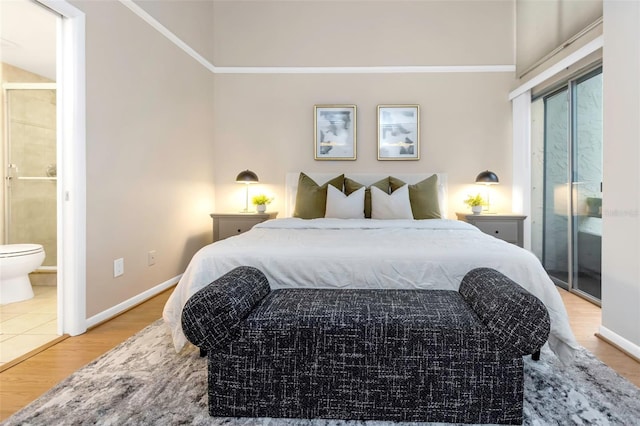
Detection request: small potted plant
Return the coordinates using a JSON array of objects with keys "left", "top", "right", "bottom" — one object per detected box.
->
[
  {"left": 252, "top": 194, "right": 273, "bottom": 213},
  {"left": 464, "top": 193, "right": 485, "bottom": 215}
]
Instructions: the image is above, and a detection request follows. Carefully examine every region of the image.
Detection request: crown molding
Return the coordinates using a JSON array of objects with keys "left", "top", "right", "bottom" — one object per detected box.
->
[
  {"left": 213, "top": 65, "right": 515, "bottom": 74},
  {"left": 118, "top": 0, "right": 216, "bottom": 74}
]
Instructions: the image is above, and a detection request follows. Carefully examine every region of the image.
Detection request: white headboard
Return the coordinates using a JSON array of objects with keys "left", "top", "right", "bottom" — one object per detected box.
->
[{"left": 284, "top": 172, "right": 448, "bottom": 218}]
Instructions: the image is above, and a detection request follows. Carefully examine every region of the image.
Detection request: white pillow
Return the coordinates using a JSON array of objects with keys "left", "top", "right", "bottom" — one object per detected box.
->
[
  {"left": 370, "top": 184, "right": 413, "bottom": 219},
  {"left": 325, "top": 185, "right": 365, "bottom": 219}
]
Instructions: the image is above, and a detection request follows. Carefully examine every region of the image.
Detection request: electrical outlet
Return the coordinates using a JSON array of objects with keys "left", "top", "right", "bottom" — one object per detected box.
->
[
  {"left": 114, "top": 258, "right": 124, "bottom": 277},
  {"left": 148, "top": 250, "right": 156, "bottom": 266}
]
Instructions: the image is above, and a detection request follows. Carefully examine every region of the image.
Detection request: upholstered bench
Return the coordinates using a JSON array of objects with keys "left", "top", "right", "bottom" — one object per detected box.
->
[{"left": 181, "top": 266, "right": 550, "bottom": 424}]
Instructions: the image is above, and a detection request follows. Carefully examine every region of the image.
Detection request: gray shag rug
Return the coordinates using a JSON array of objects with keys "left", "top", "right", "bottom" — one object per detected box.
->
[{"left": 3, "top": 320, "right": 639, "bottom": 426}]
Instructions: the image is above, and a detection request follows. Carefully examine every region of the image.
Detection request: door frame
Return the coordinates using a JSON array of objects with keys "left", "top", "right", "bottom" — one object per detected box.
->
[{"left": 38, "top": 0, "right": 86, "bottom": 336}]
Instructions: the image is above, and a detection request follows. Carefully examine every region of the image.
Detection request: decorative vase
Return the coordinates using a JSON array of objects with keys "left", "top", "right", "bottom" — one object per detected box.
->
[
  {"left": 471, "top": 205, "right": 482, "bottom": 215},
  {"left": 256, "top": 204, "right": 266, "bottom": 213}
]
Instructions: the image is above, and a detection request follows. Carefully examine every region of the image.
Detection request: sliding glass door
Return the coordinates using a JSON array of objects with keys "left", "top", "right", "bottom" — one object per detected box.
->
[
  {"left": 572, "top": 70, "right": 603, "bottom": 299},
  {"left": 543, "top": 88, "right": 570, "bottom": 286},
  {"left": 539, "top": 67, "right": 602, "bottom": 302}
]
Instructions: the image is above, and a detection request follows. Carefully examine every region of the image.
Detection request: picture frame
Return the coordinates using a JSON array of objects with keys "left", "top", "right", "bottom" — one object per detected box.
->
[
  {"left": 377, "top": 104, "right": 420, "bottom": 160},
  {"left": 314, "top": 105, "right": 357, "bottom": 160}
]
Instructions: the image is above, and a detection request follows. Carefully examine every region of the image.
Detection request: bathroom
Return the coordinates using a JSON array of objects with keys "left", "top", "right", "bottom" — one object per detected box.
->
[{"left": 0, "top": 0, "right": 59, "bottom": 369}]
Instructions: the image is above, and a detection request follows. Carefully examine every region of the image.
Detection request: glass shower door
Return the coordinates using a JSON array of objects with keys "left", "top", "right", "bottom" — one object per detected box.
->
[{"left": 5, "top": 87, "right": 57, "bottom": 267}]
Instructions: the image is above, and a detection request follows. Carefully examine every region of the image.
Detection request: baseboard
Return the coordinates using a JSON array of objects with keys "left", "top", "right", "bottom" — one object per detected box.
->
[
  {"left": 597, "top": 326, "right": 640, "bottom": 362},
  {"left": 85, "top": 274, "right": 181, "bottom": 329}
]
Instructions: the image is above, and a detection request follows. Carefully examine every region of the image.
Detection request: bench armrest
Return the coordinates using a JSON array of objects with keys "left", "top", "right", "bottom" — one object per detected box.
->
[
  {"left": 460, "top": 267, "right": 551, "bottom": 357},
  {"left": 181, "top": 266, "right": 270, "bottom": 351}
]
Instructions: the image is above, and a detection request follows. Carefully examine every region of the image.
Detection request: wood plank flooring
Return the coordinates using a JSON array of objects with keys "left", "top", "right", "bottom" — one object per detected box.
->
[
  {"left": 558, "top": 287, "right": 640, "bottom": 386},
  {"left": 1, "top": 286, "right": 638, "bottom": 421},
  {"left": 0, "top": 288, "right": 173, "bottom": 421}
]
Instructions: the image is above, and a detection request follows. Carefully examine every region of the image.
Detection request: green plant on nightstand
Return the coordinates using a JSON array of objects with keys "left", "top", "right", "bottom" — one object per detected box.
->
[
  {"left": 464, "top": 193, "right": 486, "bottom": 214},
  {"left": 252, "top": 194, "right": 273, "bottom": 213}
]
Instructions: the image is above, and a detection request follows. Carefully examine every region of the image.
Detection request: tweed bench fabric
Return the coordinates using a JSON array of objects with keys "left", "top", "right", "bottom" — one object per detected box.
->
[{"left": 182, "top": 266, "right": 550, "bottom": 424}]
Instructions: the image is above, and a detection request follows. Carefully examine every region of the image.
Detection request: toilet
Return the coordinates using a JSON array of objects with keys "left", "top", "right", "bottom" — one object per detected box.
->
[{"left": 0, "top": 244, "right": 45, "bottom": 305}]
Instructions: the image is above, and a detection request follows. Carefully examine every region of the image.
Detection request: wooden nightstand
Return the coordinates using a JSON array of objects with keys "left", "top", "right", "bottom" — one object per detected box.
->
[
  {"left": 456, "top": 213, "right": 526, "bottom": 248},
  {"left": 210, "top": 212, "right": 278, "bottom": 242}
]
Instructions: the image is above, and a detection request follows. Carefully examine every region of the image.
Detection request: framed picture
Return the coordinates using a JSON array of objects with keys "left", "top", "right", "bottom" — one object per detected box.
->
[
  {"left": 377, "top": 104, "right": 420, "bottom": 160},
  {"left": 314, "top": 105, "right": 357, "bottom": 160}
]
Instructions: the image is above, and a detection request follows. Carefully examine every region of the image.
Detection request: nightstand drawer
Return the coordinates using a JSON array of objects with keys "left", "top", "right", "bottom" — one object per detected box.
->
[
  {"left": 218, "top": 218, "right": 263, "bottom": 239},
  {"left": 455, "top": 213, "right": 526, "bottom": 247},
  {"left": 474, "top": 221, "right": 518, "bottom": 243},
  {"left": 210, "top": 212, "right": 278, "bottom": 242}
]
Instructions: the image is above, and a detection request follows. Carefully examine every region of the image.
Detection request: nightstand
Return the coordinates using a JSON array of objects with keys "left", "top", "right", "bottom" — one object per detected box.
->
[
  {"left": 210, "top": 212, "right": 278, "bottom": 242},
  {"left": 456, "top": 213, "right": 526, "bottom": 248}
]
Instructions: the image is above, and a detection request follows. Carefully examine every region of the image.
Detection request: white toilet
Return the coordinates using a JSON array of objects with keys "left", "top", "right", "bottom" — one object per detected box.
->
[{"left": 0, "top": 244, "right": 45, "bottom": 305}]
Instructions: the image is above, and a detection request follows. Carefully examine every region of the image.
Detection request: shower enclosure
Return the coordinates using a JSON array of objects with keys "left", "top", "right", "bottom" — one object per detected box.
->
[{"left": 3, "top": 83, "right": 57, "bottom": 268}]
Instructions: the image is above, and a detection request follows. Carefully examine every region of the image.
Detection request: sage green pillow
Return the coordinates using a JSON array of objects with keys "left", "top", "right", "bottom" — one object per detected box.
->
[
  {"left": 389, "top": 174, "right": 441, "bottom": 219},
  {"left": 293, "top": 173, "right": 345, "bottom": 219},
  {"left": 344, "top": 177, "right": 390, "bottom": 218}
]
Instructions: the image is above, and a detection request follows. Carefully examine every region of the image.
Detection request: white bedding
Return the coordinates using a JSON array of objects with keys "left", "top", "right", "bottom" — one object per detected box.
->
[{"left": 163, "top": 218, "right": 579, "bottom": 361}]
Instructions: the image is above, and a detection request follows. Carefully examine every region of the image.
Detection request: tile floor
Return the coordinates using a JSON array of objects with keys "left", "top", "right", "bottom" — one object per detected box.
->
[{"left": 0, "top": 285, "right": 58, "bottom": 367}]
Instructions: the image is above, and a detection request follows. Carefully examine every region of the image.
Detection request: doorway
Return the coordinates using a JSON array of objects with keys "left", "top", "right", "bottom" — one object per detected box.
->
[
  {"left": 532, "top": 66, "right": 603, "bottom": 303},
  {"left": 1, "top": 1, "right": 59, "bottom": 368},
  {"left": 1, "top": 0, "right": 86, "bottom": 369}
]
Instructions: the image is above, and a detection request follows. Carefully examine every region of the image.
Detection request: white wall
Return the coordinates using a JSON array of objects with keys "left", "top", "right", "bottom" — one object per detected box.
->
[{"left": 601, "top": 0, "right": 640, "bottom": 353}]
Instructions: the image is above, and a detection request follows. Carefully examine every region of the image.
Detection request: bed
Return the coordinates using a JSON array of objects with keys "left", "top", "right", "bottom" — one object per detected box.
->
[{"left": 163, "top": 172, "right": 579, "bottom": 362}]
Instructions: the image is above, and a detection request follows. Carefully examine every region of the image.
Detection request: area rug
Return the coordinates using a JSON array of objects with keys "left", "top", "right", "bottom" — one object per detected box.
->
[{"left": 3, "top": 320, "right": 639, "bottom": 426}]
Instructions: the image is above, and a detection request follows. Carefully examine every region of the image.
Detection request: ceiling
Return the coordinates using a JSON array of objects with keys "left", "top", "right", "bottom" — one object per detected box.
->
[{"left": 1, "top": 0, "right": 57, "bottom": 81}]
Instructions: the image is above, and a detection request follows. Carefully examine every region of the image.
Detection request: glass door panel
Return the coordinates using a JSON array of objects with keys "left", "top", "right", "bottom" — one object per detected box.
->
[
  {"left": 572, "top": 70, "right": 603, "bottom": 300},
  {"left": 5, "top": 88, "right": 57, "bottom": 266},
  {"left": 543, "top": 88, "right": 570, "bottom": 287}
]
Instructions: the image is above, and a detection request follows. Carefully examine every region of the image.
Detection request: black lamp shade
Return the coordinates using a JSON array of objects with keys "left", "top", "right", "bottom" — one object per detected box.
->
[
  {"left": 236, "top": 170, "right": 259, "bottom": 184},
  {"left": 475, "top": 170, "right": 499, "bottom": 184}
]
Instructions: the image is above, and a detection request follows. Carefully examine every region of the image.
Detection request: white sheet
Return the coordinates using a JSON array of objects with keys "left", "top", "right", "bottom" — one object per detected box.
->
[{"left": 163, "top": 218, "right": 579, "bottom": 361}]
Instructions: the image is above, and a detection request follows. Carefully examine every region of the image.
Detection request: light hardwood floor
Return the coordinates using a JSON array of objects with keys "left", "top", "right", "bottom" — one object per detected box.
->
[
  {"left": 0, "top": 288, "right": 173, "bottom": 420},
  {"left": 558, "top": 288, "right": 639, "bottom": 386},
  {"left": 0, "top": 286, "right": 638, "bottom": 421}
]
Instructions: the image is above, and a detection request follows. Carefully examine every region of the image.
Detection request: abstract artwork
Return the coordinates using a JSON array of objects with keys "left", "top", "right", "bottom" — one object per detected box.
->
[
  {"left": 314, "top": 105, "right": 357, "bottom": 160},
  {"left": 377, "top": 105, "right": 420, "bottom": 160}
]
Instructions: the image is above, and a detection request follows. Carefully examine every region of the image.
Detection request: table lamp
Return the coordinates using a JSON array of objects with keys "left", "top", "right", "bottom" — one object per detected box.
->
[
  {"left": 475, "top": 170, "right": 499, "bottom": 212},
  {"left": 236, "top": 170, "right": 259, "bottom": 212}
]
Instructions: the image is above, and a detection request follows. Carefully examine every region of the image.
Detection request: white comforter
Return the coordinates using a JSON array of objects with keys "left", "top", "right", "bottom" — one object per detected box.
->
[{"left": 163, "top": 218, "right": 579, "bottom": 361}]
